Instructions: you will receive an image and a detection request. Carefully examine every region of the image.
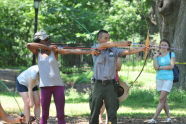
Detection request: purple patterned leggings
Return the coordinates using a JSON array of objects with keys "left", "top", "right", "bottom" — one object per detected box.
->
[{"left": 40, "top": 86, "right": 65, "bottom": 124}]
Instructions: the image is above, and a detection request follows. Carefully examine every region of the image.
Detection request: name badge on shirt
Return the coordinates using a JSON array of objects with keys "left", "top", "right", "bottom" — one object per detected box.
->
[{"left": 109, "top": 52, "right": 114, "bottom": 57}]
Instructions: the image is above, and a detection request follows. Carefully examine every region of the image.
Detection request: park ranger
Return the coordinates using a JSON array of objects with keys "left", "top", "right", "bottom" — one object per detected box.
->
[{"left": 89, "top": 29, "right": 147, "bottom": 124}]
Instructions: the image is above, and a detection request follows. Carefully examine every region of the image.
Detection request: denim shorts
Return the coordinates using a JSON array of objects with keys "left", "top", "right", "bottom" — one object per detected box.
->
[{"left": 16, "top": 79, "right": 39, "bottom": 92}]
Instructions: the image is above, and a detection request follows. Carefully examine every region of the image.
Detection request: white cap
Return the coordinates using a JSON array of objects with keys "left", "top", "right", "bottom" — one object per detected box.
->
[{"left": 34, "top": 30, "right": 49, "bottom": 40}]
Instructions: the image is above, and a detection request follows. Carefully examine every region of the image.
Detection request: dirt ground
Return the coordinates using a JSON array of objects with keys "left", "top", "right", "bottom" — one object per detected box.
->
[
  {"left": 49, "top": 116, "right": 186, "bottom": 124},
  {"left": 1, "top": 115, "right": 186, "bottom": 124}
]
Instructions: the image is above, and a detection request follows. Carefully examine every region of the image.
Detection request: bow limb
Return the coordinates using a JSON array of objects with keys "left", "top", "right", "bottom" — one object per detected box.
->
[
  {"left": 143, "top": 30, "right": 150, "bottom": 59},
  {"left": 130, "top": 31, "right": 150, "bottom": 87}
]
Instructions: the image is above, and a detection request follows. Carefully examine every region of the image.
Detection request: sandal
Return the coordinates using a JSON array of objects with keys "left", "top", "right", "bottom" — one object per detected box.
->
[{"left": 28, "top": 116, "right": 40, "bottom": 124}]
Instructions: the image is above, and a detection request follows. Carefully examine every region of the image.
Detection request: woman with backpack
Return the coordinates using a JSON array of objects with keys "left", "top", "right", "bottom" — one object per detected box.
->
[{"left": 147, "top": 39, "right": 175, "bottom": 123}]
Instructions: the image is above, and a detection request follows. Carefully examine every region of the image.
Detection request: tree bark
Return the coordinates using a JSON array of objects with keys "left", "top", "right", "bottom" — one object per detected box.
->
[
  {"left": 173, "top": 0, "right": 186, "bottom": 89},
  {"left": 155, "top": 0, "right": 181, "bottom": 42},
  {"left": 154, "top": 0, "right": 186, "bottom": 89}
]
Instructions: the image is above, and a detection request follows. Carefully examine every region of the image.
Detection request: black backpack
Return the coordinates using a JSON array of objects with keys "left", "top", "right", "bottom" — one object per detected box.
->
[{"left": 169, "top": 52, "right": 179, "bottom": 83}]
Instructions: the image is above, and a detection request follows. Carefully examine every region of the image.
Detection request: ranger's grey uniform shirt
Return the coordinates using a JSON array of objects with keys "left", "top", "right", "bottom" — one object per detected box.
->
[{"left": 92, "top": 44, "right": 125, "bottom": 80}]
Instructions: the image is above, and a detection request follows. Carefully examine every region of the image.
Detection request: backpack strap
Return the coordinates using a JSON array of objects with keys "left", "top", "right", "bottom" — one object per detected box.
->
[
  {"left": 169, "top": 52, "right": 172, "bottom": 58},
  {"left": 169, "top": 52, "right": 173, "bottom": 66}
]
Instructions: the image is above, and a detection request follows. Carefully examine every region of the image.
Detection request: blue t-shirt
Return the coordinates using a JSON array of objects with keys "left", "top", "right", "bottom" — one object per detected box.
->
[{"left": 156, "top": 52, "right": 175, "bottom": 80}]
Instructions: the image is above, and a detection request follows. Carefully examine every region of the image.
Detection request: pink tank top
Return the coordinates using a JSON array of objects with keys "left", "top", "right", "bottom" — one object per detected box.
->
[{"left": 115, "top": 71, "right": 119, "bottom": 82}]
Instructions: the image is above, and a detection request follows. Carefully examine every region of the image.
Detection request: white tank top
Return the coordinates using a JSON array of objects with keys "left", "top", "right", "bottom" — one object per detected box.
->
[
  {"left": 17, "top": 65, "right": 39, "bottom": 87},
  {"left": 38, "top": 51, "right": 64, "bottom": 87}
]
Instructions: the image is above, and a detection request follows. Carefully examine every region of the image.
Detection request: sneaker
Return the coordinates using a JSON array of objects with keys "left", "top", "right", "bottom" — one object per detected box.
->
[
  {"left": 165, "top": 118, "right": 172, "bottom": 122},
  {"left": 147, "top": 119, "right": 157, "bottom": 123}
]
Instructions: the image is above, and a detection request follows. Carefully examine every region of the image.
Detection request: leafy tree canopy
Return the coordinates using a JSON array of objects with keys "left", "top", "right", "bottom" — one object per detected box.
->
[{"left": 0, "top": 0, "right": 152, "bottom": 66}]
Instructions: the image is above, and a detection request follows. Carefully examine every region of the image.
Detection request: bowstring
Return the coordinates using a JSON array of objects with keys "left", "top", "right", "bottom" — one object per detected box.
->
[
  {"left": 129, "top": 0, "right": 151, "bottom": 87},
  {"left": 63, "top": 5, "right": 95, "bottom": 45},
  {"left": 61, "top": 5, "right": 95, "bottom": 83},
  {"left": 0, "top": 80, "right": 23, "bottom": 115}
]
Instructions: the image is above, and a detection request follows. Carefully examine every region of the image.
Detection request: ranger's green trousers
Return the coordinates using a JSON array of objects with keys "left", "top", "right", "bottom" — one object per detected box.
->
[{"left": 89, "top": 80, "right": 119, "bottom": 124}]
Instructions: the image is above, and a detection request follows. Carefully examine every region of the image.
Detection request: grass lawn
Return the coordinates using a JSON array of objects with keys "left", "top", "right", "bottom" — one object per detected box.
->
[
  {"left": 1, "top": 87, "right": 186, "bottom": 118},
  {"left": 1, "top": 60, "right": 186, "bottom": 119}
]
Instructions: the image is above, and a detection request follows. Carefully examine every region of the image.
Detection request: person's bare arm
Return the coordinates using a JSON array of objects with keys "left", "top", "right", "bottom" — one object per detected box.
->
[
  {"left": 28, "top": 80, "right": 37, "bottom": 108},
  {"left": 121, "top": 46, "right": 146, "bottom": 56},
  {"left": 97, "top": 41, "right": 131, "bottom": 49},
  {"left": 159, "top": 57, "right": 175, "bottom": 70},
  {"left": 27, "top": 43, "right": 51, "bottom": 54},
  {"left": 57, "top": 48, "right": 100, "bottom": 55},
  {"left": 0, "top": 103, "right": 6, "bottom": 119},
  {"left": 0, "top": 104, "right": 23, "bottom": 123}
]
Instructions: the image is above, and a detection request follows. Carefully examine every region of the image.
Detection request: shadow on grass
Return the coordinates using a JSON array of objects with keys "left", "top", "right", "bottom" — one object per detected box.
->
[{"left": 1, "top": 85, "right": 186, "bottom": 110}]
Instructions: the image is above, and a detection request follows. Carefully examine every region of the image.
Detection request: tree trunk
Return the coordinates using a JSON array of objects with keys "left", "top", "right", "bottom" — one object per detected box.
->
[
  {"left": 154, "top": 0, "right": 186, "bottom": 89},
  {"left": 173, "top": 0, "right": 186, "bottom": 89}
]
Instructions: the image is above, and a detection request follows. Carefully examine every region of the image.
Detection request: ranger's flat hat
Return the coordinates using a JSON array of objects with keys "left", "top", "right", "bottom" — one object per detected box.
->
[{"left": 117, "top": 81, "right": 130, "bottom": 102}]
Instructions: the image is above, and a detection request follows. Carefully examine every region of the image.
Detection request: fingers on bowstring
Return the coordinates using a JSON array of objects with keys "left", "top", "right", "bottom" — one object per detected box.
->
[{"left": 128, "top": 41, "right": 132, "bottom": 46}]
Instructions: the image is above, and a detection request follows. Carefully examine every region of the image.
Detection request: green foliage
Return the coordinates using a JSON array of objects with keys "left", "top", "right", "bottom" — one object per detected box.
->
[
  {"left": 124, "top": 88, "right": 157, "bottom": 107},
  {"left": 0, "top": 0, "right": 153, "bottom": 67},
  {"left": 104, "top": 0, "right": 150, "bottom": 41},
  {"left": 65, "top": 88, "right": 89, "bottom": 103},
  {"left": 62, "top": 69, "right": 93, "bottom": 84},
  {"left": 0, "top": 0, "right": 34, "bottom": 66},
  {"left": 168, "top": 88, "right": 186, "bottom": 104},
  {"left": 40, "top": 0, "right": 104, "bottom": 43}
]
